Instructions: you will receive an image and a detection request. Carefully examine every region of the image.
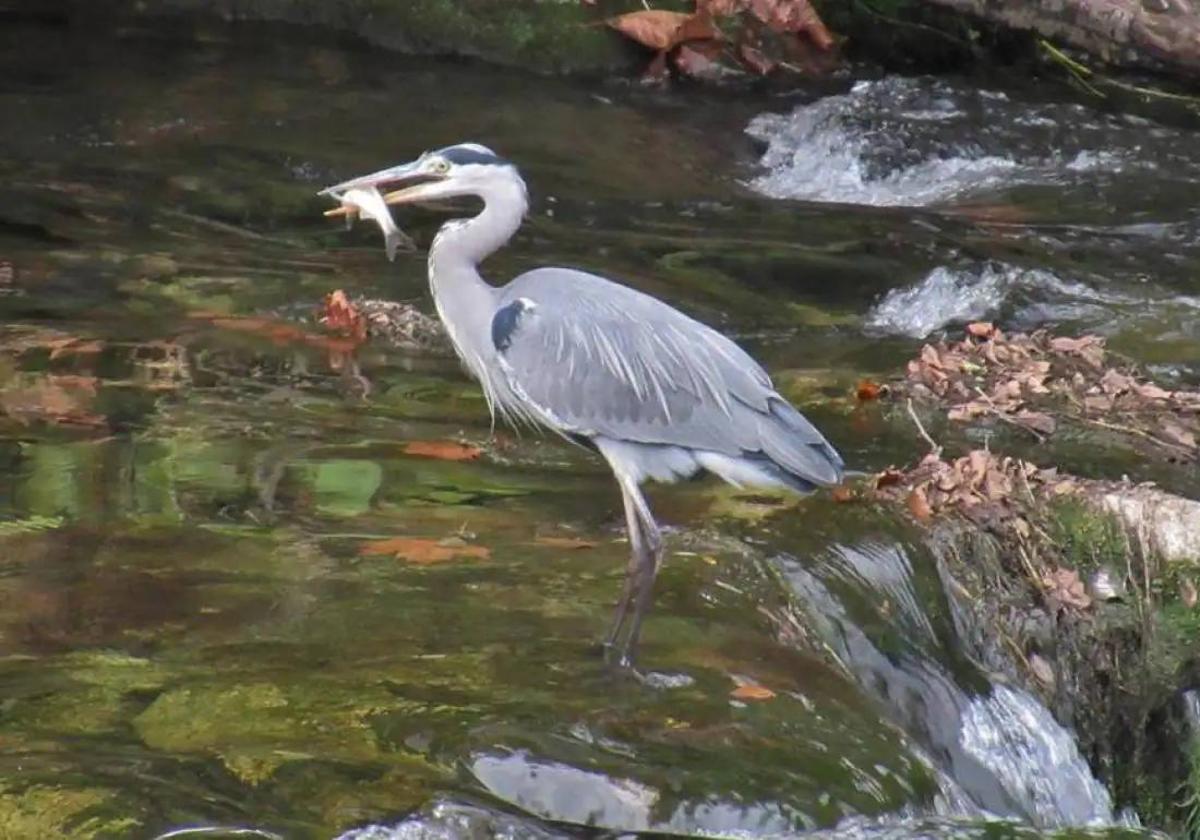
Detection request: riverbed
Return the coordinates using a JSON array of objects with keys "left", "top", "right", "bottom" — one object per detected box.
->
[{"left": 0, "top": 19, "right": 1196, "bottom": 840}]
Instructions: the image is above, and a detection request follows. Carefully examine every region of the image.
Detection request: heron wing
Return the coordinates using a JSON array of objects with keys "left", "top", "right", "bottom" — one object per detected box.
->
[{"left": 492, "top": 268, "right": 843, "bottom": 486}]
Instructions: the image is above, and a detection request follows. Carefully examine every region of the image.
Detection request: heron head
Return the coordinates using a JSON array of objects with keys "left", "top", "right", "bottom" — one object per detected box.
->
[{"left": 319, "top": 143, "right": 521, "bottom": 207}]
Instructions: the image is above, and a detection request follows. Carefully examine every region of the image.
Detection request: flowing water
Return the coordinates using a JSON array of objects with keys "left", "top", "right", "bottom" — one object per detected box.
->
[{"left": 0, "top": 19, "right": 1196, "bottom": 840}]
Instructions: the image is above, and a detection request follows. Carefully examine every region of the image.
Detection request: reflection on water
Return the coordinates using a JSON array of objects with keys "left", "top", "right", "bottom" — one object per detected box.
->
[{"left": 0, "top": 16, "right": 1193, "bottom": 840}]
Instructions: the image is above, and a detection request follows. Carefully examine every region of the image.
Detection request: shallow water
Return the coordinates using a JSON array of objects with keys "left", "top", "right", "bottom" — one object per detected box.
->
[{"left": 0, "top": 20, "right": 1194, "bottom": 840}]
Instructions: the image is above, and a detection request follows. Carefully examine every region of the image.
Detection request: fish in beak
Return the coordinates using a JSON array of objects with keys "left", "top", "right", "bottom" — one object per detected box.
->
[
  {"left": 332, "top": 187, "right": 414, "bottom": 262},
  {"left": 320, "top": 159, "right": 443, "bottom": 258}
]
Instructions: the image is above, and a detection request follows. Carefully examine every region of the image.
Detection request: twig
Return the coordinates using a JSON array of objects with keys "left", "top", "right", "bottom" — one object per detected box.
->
[
  {"left": 972, "top": 387, "right": 1047, "bottom": 442},
  {"left": 1039, "top": 39, "right": 1200, "bottom": 107},
  {"left": 906, "top": 398, "right": 942, "bottom": 457},
  {"left": 853, "top": 0, "right": 974, "bottom": 52},
  {"left": 1081, "top": 417, "right": 1195, "bottom": 457}
]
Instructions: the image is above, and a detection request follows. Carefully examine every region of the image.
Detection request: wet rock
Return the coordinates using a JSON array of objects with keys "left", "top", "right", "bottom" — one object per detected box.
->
[
  {"left": 1086, "top": 483, "right": 1200, "bottom": 566},
  {"left": 103, "top": 0, "right": 650, "bottom": 76},
  {"left": 355, "top": 300, "right": 448, "bottom": 353}
]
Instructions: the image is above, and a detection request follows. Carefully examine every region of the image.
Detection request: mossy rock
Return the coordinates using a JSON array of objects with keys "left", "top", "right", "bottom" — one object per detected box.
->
[
  {"left": 0, "top": 784, "right": 139, "bottom": 840},
  {"left": 112, "top": 0, "right": 667, "bottom": 75}
]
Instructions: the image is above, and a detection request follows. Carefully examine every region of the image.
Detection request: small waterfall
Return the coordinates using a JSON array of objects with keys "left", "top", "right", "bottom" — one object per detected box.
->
[
  {"left": 743, "top": 77, "right": 1200, "bottom": 208},
  {"left": 776, "top": 541, "right": 1118, "bottom": 829},
  {"left": 863, "top": 263, "right": 1129, "bottom": 339},
  {"left": 1185, "top": 689, "right": 1200, "bottom": 733}
]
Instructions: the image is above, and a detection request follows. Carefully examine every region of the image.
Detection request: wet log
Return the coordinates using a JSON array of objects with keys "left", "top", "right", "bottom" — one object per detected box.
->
[
  {"left": 923, "top": 0, "right": 1200, "bottom": 76},
  {"left": 1082, "top": 482, "right": 1200, "bottom": 566}
]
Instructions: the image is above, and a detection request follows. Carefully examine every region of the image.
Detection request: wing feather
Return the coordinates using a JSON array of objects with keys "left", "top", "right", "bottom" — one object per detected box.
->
[{"left": 492, "top": 268, "right": 842, "bottom": 486}]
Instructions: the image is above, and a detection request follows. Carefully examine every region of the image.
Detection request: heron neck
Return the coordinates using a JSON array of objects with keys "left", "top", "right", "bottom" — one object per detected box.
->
[
  {"left": 428, "top": 177, "right": 527, "bottom": 275},
  {"left": 426, "top": 177, "right": 527, "bottom": 378}
]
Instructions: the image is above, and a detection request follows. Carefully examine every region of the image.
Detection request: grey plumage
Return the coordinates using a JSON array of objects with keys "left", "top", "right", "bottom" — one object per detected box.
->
[
  {"left": 493, "top": 268, "right": 843, "bottom": 491},
  {"left": 321, "top": 143, "right": 844, "bottom": 668}
]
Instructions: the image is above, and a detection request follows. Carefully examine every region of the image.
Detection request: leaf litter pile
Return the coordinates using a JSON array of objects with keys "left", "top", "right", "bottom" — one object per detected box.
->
[
  {"left": 601, "top": 0, "right": 836, "bottom": 82},
  {"left": 860, "top": 323, "right": 1200, "bottom": 617},
  {"left": 902, "top": 322, "right": 1199, "bottom": 461},
  {"left": 318, "top": 290, "right": 445, "bottom": 354}
]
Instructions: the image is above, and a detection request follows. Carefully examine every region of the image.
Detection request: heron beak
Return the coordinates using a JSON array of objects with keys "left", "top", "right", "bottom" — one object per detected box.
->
[
  {"left": 318, "top": 159, "right": 434, "bottom": 198},
  {"left": 379, "top": 180, "right": 448, "bottom": 206}
]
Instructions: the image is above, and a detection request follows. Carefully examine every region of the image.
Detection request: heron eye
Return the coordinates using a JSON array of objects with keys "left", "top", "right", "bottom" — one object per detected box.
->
[{"left": 431, "top": 159, "right": 450, "bottom": 175}]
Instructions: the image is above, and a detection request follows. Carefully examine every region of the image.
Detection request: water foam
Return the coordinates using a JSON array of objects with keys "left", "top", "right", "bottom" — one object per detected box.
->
[
  {"left": 865, "top": 263, "right": 1123, "bottom": 338},
  {"left": 744, "top": 77, "right": 1197, "bottom": 208}
]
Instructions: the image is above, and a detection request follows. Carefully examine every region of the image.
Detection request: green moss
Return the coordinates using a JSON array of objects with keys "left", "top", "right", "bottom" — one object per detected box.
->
[
  {"left": 1184, "top": 737, "right": 1200, "bottom": 840},
  {"left": 1044, "top": 497, "right": 1129, "bottom": 573},
  {"left": 0, "top": 784, "right": 138, "bottom": 840},
  {"left": 124, "top": 0, "right": 655, "bottom": 75},
  {"left": 132, "top": 680, "right": 397, "bottom": 784}
]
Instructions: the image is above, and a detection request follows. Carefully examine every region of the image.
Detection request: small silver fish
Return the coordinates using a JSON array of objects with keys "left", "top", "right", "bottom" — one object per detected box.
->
[{"left": 335, "top": 186, "right": 415, "bottom": 262}]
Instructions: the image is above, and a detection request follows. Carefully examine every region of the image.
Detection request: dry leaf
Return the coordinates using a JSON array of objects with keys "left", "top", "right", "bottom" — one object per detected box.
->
[
  {"left": 737, "top": 42, "right": 776, "bottom": 75},
  {"left": 642, "top": 49, "right": 670, "bottom": 82},
  {"left": 606, "top": 10, "right": 695, "bottom": 51},
  {"left": 730, "top": 682, "right": 776, "bottom": 701},
  {"left": 906, "top": 486, "right": 933, "bottom": 521},
  {"left": 1099, "top": 369, "right": 1132, "bottom": 396},
  {"left": 747, "top": 0, "right": 834, "bottom": 48},
  {"left": 966, "top": 322, "right": 996, "bottom": 339},
  {"left": 403, "top": 440, "right": 483, "bottom": 461},
  {"left": 359, "top": 536, "right": 490, "bottom": 564},
  {"left": 1136, "top": 382, "right": 1172, "bottom": 401},
  {"left": 0, "top": 375, "right": 106, "bottom": 429},
  {"left": 855, "top": 379, "right": 883, "bottom": 401},
  {"left": 699, "top": 0, "right": 745, "bottom": 15},
  {"left": 831, "top": 485, "right": 855, "bottom": 503},
  {"left": 1042, "top": 567, "right": 1091, "bottom": 610},
  {"left": 1158, "top": 419, "right": 1196, "bottom": 450},
  {"left": 1028, "top": 653, "right": 1055, "bottom": 688},
  {"left": 533, "top": 536, "right": 599, "bottom": 550},
  {"left": 47, "top": 338, "right": 104, "bottom": 360},
  {"left": 1181, "top": 577, "right": 1198, "bottom": 608},
  {"left": 673, "top": 41, "right": 723, "bottom": 78},
  {"left": 874, "top": 468, "right": 903, "bottom": 489},
  {"left": 1014, "top": 410, "right": 1056, "bottom": 436},
  {"left": 320, "top": 289, "right": 368, "bottom": 342}
]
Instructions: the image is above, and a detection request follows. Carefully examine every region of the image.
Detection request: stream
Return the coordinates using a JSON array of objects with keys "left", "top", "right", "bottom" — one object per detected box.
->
[{"left": 0, "top": 20, "right": 1197, "bottom": 840}]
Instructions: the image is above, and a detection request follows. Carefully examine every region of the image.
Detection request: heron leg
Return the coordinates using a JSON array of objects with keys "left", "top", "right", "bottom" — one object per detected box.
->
[
  {"left": 603, "top": 485, "right": 648, "bottom": 653},
  {"left": 618, "top": 487, "right": 663, "bottom": 666},
  {"left": 605, "top": 477, "right": 663, "bottom": 668}
]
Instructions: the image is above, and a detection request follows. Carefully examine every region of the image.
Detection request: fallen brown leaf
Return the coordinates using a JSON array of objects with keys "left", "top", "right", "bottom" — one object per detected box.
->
[
  {"left": 855, "top": 379, "right": 883, "bottom": 401},
  {"left": 1014, "top": 410, "right": 1056, "bottom": 436},
  {"left": 874, "top": 468, "right": 903, "bottom": 489},
  {"left": 737, "top": 42, "right": 776, "bottom": 75},
  {"left": 402, "top": 440, "right": 483, "bottom": 461},
  {"left": 359, "top": 536, "right": 490, "bottom": 564},
  {"left": 533, "top": 536, "right": 599, "bottom": 550},
  {"left": 1136, "top": 382, "right": 1173, "bottom": 401},
  {"left": 730, "top": 682, "right": 776, "bottom": 701},
  {"left": 747, "top": 0, "right": 833, "bottom": 48},
  {"left": 673, "top": 41, "right": 723, "bottom": 78},
  {"left": 1028, "top": 653, "right": 1055, "bottom": 688},
  {"left": 320, "top": 289, "right": 367, "bottom": 343},
  {"left": 47, "top": 338, "right": 104, "bottom": 360},
  {"left": 606, "top": 10, "right": 698, "bottom": 51},
  {"left": 1042, "top": 567, "right": 1091, "bottom": 610},
  {"left": 966, "top": 321, "right": 996, "bottom": 339},
  {"left": 1158, "top": 419, "right": 1197, "bottom": 450},
  {"left": 1181, "top": 577, "right": 1198, "bottom": 608},
  {"left": 906, "top": 486, "right": 933, "bottom": 521},
  {"left": 831, "top": 485, "right": 855, "bottom": 503}
]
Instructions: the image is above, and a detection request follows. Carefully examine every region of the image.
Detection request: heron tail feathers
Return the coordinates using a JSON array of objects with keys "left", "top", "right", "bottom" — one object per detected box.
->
[{"left": 756, "top": 398, "right": 844, "bottom": 489}]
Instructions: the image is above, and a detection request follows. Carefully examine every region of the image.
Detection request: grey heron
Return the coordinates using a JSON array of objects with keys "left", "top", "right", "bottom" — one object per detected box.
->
[{"left": 321, "top": 143, "right": 844, "bottom": 667}]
